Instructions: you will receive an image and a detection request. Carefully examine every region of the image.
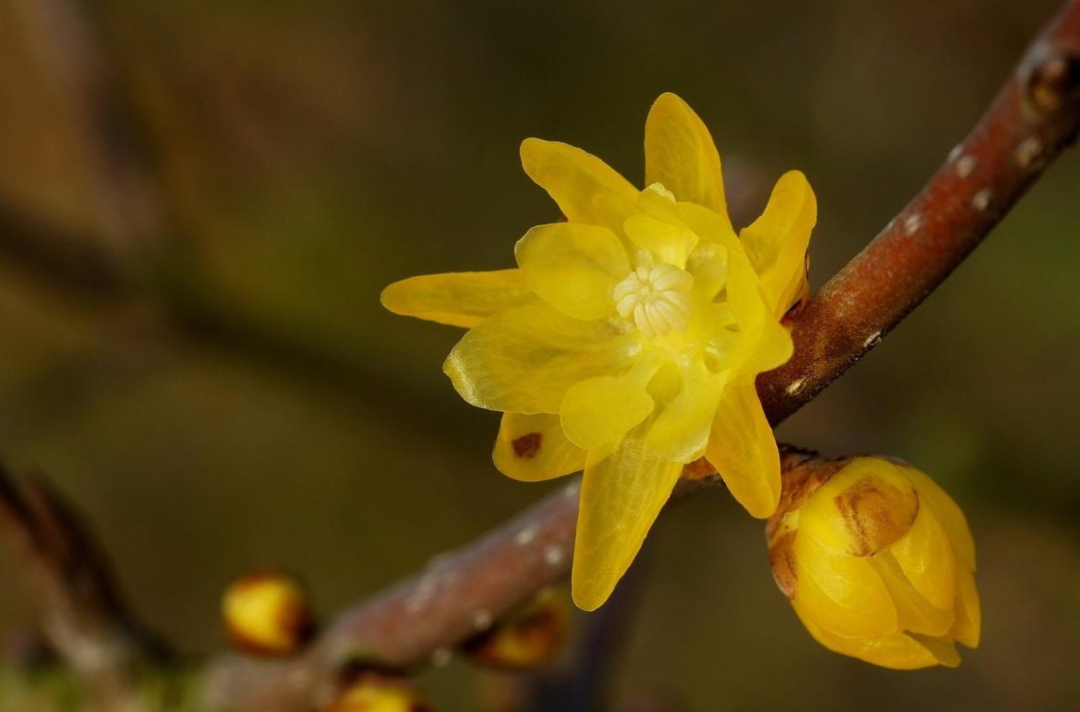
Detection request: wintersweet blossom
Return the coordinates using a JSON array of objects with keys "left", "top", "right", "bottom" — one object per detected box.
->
[
  {"left": 382, "top": 93, "right": 816, "bottom": 610},
  {"left": 767, "top": 457, "right": 981, "bottom": 668}
]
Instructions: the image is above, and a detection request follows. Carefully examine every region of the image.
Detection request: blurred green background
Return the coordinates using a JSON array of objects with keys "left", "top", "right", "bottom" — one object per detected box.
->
[{"left": 1, "top": 0, "right": 1079, "bottom": 709}]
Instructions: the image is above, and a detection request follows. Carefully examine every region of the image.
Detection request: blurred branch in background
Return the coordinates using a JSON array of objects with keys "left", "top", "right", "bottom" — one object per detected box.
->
[
  {"left": 0, "top": 464, "right": 172, "bottom": 712},
  {"left": 476, "top": 562, "right": 650, "bottom": 712},
  {"left": 7, "top": 0, "right": 164, "bottom": 270}
]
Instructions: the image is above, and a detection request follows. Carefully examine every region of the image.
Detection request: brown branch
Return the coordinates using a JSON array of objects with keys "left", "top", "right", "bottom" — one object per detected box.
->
[
  {"left": 757, "top": 0, "right": 1080, "bottom": 422},
  {"left": 0, "top": 464, "right": 172, "bottom": 712},
  {"left": 201, "top": 3, "right": 1080, "bottom": 710}
]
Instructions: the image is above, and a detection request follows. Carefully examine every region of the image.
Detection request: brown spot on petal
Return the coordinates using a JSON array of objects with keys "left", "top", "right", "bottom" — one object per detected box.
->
[
  {"left": 512, "top": 433, "right": 542, "bottom": 459},
  {"left": 834, "top": 478, "right": 919, "bottom": 556}
]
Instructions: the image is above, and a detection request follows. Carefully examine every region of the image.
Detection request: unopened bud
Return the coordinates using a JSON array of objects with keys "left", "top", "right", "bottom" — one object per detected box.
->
[
  {"left": 222, "top": 571, "right": 313, "bottom": 657},
  {"left": 324, "top": 675, "right": 434, "bottom": 712},
  {"left": 767, "top": 456, "right": 980, "bottom": 669},
  {"left": 463, "top": 589, "right": 570, "bottom": 670}
]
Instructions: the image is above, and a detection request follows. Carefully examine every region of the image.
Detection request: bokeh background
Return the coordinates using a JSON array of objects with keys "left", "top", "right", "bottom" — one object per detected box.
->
[{"left": 2, "top": 0, "right": 1079, "bottom": 710}]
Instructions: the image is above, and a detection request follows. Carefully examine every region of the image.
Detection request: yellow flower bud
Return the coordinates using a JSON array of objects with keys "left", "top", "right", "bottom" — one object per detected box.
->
[
  {"left": 222, "top": 571, "right": 313, "bottom": 657},
  {"left": 324, "top": 675, "right": 434, "bottom": 712},
  {"left": 462, "top": 589, "right": 570, "bottom": 670},
  {"left": 767, "top": 457, "right": 980, "bottom": 669}
]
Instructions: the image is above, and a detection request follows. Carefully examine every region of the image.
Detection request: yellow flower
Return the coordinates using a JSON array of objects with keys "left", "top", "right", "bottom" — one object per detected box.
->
[
  {"left": 222, "top": 571, "right": 313, "bottom": 657},
  {"left": 325, "top": 675, "right": 434, "bottom": 712},
  {"left": 382, "top": 93, "right": 816, "bottom": 610},
  {"left": 462, "top": 588, "right": 571, "bottom": 670},
  {"left": 767, "top": 457, "right": 981, "bottom": 669}
]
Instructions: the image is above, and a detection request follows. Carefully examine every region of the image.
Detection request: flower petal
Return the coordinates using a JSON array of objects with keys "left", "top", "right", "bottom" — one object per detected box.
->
[
  {"left": 890, "top": 504, "right": 957, "bottom": 611},
  {"left": 644, "top": 93, "right": 728, "bottom": 219},
  {"left": 515, "top": 223, "right": 628, "bottom": 320},
  {"left": 624, "top": 213, "right": 698, "bottom": 268},
  {"left": 520, "top": 138, "right": 639, "bottom": 230},
  {"left": 799, "top": 458, "right": 919, "bottom": 557},
  {"left": 444, "top": 303, "right": 638, "bottom": 414},
  {"left": 907, "top": 634, "right": 961, "bottom": 668},
  {"left": 686, "top": 241, "right": 729, "bottom": 302},
  {"left": 797, "top": 617, "right": 940, "bottom": 670},
  {"left": 572, "top": 425, "right": 684, "bottom": 610},
  {"left": 900, "top": 465, "right": 976, "bottom": 571},
  {"left": 560, "top": 360, "right": 658, "bottom": 450},
  {"left": 794, "top": 532, "right": 899, "bottom": 639},
  {"left": 493, "top": 413, "right": 586, "bottom": 482},
  {"left": 704, "top": 378, "right": 781, "bottom": 518},
  {"left": 950, "top": 563, "right": 981, "bottom": 648},
  {"left": 870, "top": 551, "right": 954, "bottom": 638},
  {"left": 646, "top": 361, "right": 728, "bottom": 463},
  {"left": 381, "top": 270, "right": 535, "bottom": 328},
  {"left": 740, "top": 171, "right": 816, "bottom": 317}
]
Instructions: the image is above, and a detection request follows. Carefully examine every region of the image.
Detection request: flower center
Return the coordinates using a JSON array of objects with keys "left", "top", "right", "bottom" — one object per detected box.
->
[{"left": 612, "top": 263, "right": 694, "bottom": 339}]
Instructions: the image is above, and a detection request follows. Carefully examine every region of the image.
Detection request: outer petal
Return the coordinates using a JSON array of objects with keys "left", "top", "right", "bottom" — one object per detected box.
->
[
  {"left": 798, "top": 617, "right": 940, "bottom": 671},
  {"left": 444, "top": 303, "right": 637, "bottom": 414},
  {"left": 646, "top": 360, "right": 728, "bottom": 463},
  {"left": 794, "top": 533, "right": 899, "bottom": 639},
  {"left": 740, "top": 171, "right": 817, "bottom": 317},
  {"left": 572, "top": 425, "right": 684, "bottom": 610},
  {"left": 704, "top": 378, "right": 781, "bottom": 518},
  {"left": 381, "top": 270, "right": 535, "bottom": 328},
  {"left": 644, "top": 93, "right": 728, "bottom": 220},
  {"left": 560, "top": 360, "right": 658, "bottom": 450},
  {"left": 870, "top": 551, "right": 954, "bottom": 638},
  {"left": 951, "top": 563, "right": 981, "bottom": 648},
  {"left": 494, "top": 413, "right": 585, "bottom": 482},
  {"left": 515, "top": 223, "right": 628, "bottom": 320},
  {"left": 798, "top": 458, "right": 919, "bottom": 557},
  {"left": 900, "top": 466, "right": 976, "bottom": 571},
  {"left": 890, "top": 505, "right": 957, "bottom": 611},
  {"left": 521, "top": 138, "right": 639, "bottom": 230}
]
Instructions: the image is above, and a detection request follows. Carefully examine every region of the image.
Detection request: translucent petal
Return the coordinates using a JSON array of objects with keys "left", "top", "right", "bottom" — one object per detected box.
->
[
  {"left": 871, "top": 551, "right": 954, "bottom": 637},
  {"left": 520, "top": 138, "right": 639, "bottom": 230},
  {"left": 560, "top": 360, "right": 658, "bottom": 450},
  {"left": 747, "top": 315, "right": 795, "bottom": 375},
  {"left": 644, "top": 93, "right": 728, "bottom": 219},
  {"left": 572, "top": 424, "right": 684, "bottom": 610},
  {"left": 493, "top": 413, "right": 585, "bottom": 482},
  {"left": 891, "top": 504, "right": 957, "bottom": 611},
  {"left": 794, "top": 532, "right": 899, "bottom": 638},
  {"left": 646, "top": 360, "right": 728, "bottom": 463},
  {"left": 515, "top": 223, "right": 629, "bottom": 320},
  {"left": 624, "top": 213, "right": 698, "bottom": 268},
  {"left": 951, "top": 563, "right": 981, "bottom": 648},
  {"left": 676, "top": 201, "right": 741, "bottom": 252},
  {"left": 740, "top": 171, "right": 817, "bottom": 317},
  {"left": 723, "top": 248, "right": 770, "bottom": 338},
  {"left": 685, "top": 241, "right": 728, "bottom": 302},
  {"left": 381, "top": 269, "right": 535, "bottom": 328},
  {"left": 799, "top": 458, "right": 919, "bottom": 557},
  {"left": 444, "top": 303, "right": 638, "bottom": 414},
  {"left": 704, "top": 378, "right": 781, "bottom": 518},
  {"left": 899, "top": 465, "right": 976, "bottom": 571},
  {"left": 797, "top": 616, "right": 940, "bottom": 670}
]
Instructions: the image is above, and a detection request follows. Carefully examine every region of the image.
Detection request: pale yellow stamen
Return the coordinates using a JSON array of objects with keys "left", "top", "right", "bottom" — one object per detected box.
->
[{"left": 612, "top": 263, "right": 694, "bottom": 339}]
